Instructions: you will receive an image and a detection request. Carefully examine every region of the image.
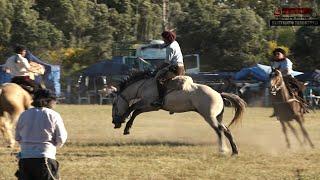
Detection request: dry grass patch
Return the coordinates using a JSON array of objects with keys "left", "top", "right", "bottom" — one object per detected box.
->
[{"left": 1, "top": 105, "right": 320, "bottom": 179}]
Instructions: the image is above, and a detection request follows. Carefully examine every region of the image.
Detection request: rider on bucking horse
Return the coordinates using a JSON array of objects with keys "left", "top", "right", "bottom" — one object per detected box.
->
[{"left": 141, "top": 31, "right": 185, "bottom": 107}]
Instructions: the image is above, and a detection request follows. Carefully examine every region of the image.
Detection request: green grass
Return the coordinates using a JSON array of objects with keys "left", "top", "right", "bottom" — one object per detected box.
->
[{"left": 1, "top": 105, "right": 320, "bottom": 179}]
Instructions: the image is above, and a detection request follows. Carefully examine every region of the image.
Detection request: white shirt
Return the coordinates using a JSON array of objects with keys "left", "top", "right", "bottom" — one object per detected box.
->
[
  {"left": 4, "top": 54, "right": 31, "bottom": 76},
  {"left": 165, "top": 41, "right": 184, "bottom": 66},
  {"left": 15, "top": 107, "right": 68, "bottom": 159},
  {"left": 271, "top": 58, "right": 293, "bottom": 76}
]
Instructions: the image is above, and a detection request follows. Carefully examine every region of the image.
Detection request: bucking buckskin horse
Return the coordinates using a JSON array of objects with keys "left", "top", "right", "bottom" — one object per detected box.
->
[{"left": 112, "top": 70, "right": 246, "bottom": 155}]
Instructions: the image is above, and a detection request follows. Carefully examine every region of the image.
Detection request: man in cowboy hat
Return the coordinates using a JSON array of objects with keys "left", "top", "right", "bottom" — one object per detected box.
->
[
  {"left": 15, "top": 89, "right": 67, "bottom": 180},
  {"left": 142, "top": 31, "right": 185, "bottom": 107}
]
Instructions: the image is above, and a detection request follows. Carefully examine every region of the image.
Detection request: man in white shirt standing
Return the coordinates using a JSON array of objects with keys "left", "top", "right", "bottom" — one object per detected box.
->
[
  {"left": 15, "top": 89, "right": 67, "bottom": 180},
  {"left": 3, "top": 45, "right": 39, "bottom": 93}
]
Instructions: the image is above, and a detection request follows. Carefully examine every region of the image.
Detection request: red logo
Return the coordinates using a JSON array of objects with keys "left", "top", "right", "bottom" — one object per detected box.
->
[{"left": 274, "top": 8, "right": 282, "bottom": 16}]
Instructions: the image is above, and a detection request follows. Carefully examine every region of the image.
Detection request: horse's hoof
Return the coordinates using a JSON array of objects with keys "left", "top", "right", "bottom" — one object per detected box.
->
[
  {"left": 231, "top": 151, "right": 239, "bottom": 156},
  {"left": 114, "top": 123, "right": 122, "bottom": 129},
  {"left": 123, "top": 131, "right": 130, "bottom": 135}
]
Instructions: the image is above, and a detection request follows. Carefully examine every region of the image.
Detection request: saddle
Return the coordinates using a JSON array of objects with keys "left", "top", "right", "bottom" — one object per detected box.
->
[{"left": 11, "top": 76, "right": 42, "bottom": 95}]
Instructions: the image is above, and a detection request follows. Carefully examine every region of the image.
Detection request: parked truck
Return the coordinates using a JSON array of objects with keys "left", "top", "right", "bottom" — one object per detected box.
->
[{"left": 112, "top": 40, "right": 200, "bottom": 74}]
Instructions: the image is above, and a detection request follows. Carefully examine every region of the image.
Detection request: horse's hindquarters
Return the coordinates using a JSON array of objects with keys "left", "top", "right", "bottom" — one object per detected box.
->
[{"left": 163, "top": 91, "right": 195, "bottom": 112}]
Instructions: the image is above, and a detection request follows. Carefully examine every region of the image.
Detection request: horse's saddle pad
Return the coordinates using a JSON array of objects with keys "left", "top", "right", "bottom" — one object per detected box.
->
[{"left": 166, "top": 76, "right": 194, "bottom": 91}]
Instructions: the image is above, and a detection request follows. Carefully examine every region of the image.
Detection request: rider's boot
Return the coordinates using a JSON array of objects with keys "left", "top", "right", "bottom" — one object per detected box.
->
[{"left": 151, "top": 80, "right": 165, "bottom": 108}]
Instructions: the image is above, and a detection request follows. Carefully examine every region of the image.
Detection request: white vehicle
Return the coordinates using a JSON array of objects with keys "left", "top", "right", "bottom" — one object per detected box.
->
[{"left": 112, "top": 40, "right": 200, "bottom": 74}]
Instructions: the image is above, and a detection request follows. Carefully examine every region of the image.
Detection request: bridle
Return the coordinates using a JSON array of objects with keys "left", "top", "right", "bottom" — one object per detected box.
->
[
  {"left": 270, "top": 74, "right": 301, "bottom": 105},
  {"left": 270, "top": 81, "right": 283, "bottom": 95},
  {"left": 270, "top": 70, "right": 284, "bottom": 96},
  {"left": 118, "top": 93, "right": 129, "bottom": 105},
  {"left": 112, "top": 79, "right": 148, "bottom": 121}
]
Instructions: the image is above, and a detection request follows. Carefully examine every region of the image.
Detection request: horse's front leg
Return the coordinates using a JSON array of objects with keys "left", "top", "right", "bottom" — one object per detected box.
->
[
  {"left": 124, "top": 109, "right": 143, "bottom": 135},
  {"left": 122, "top": 100, "right": 145, "bottom": 120},
  {"left": 124, "top": 107, "right": 158, "bottom": 135}
]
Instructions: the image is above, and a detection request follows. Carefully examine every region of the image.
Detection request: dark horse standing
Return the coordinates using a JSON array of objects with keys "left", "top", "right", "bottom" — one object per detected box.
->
[{"left": 270, "top": 69, "right": 314, "bottom": 148}]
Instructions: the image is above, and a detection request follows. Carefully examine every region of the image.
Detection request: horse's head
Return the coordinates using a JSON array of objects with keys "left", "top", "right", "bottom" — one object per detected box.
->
[
  {"left": 112, "top": 92, "right": 129, "bottom": 129},
  {"left": 270, "top": 68, "right": 283, "bottom": 95}
]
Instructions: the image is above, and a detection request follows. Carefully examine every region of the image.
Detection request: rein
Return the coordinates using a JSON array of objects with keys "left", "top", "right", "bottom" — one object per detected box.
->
[
  {"left": 271, "top": 82, "right": 304, "bottom": 106},
  {"left": 115, "top": 79, "right": 149, "bottom": 120},
  {"left": 118, "top": 78, "right": 148, "bottom": 105},
  {"left": 272, "top": 98, "right": 300, "bottom": 105},
  {"left": 118, "top": 93, "right": 129, "bottom": 105}
]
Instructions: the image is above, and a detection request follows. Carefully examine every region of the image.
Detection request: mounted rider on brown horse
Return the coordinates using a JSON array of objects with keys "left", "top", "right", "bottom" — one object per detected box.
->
[
  {"left": 3, "top": 45, "right": 45, "bottom": 95},
  {"left": 270, "top": 48, "right": 307, "bottom": 117},
  {"left": 0, "top": 45, "right": 45, "bottom": 147}
]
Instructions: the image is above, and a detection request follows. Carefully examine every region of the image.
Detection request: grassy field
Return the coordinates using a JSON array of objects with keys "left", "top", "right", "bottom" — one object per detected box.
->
[{"left": 1, "top": 105, "right": 320, "bottom": 180}]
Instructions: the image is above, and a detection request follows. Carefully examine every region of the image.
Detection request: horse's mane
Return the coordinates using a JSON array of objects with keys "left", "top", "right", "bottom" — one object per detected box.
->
[{"left": 118, "top": 71, "right": 154, "bottom": 93}]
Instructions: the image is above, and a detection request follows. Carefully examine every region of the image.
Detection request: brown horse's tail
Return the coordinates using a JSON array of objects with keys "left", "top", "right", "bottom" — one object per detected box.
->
[{"left": 221, "top": 92, "right": 246, "bottom": 127}]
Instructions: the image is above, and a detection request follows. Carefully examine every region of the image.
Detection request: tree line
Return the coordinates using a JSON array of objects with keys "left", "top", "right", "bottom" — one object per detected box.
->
[{"left": 0, "top": 0, "right": 319, "bottom": 79}]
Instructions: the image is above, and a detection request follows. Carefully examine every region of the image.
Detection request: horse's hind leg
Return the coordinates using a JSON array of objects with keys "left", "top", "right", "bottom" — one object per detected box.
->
[
  {"left": 0, "top": 115, "right": 15, "bottom": 148},
  {"left": 205, "top": 116, "right": 229, "bottom": 154},
  {"left": 217, "top": 112, "right": 238, "bottom": 155},
  {"left": 221, "top": 124, "right": 238, "bottom": 155},
  {"left": 286, "top": 121, "right": 303, "bottom": 146},
  {"left": 280, "top": 121, "right": 290, "bottom": 148},
  {"left": 296, "top": 116, "right": 314, "bottom": 148}
]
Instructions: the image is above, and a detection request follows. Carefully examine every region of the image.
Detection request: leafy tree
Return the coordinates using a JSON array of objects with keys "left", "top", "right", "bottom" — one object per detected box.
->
[
  {"left": 293, "top": 27, "right": 320, "bottom": 70},
  {"left": 0, "top": 0, "right": 63, "bottom": 62},
  {"left": 0, "top": 0, "right": 14, "bottom": 58}
]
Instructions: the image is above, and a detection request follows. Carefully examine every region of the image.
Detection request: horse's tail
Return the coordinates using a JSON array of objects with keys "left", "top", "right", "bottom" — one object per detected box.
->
[{"left": 221, "top": 92, "right": 246, "bottom": 127}]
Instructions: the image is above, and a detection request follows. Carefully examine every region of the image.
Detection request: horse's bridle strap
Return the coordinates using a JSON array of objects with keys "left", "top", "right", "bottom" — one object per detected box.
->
[{"left": 119, "top": 93, "right": 129, "bottom": 105}]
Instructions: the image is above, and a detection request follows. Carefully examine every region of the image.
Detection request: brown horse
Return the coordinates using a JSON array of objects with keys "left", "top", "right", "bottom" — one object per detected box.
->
[
  {"left": 112, "top": 72, "right": 246, "bottom": 155},
  {"left": 270, "top": 69, "right": 314, "bottom": 148},
  {"left": 0, "top": 83, "right": 32, "bottom": 147}
]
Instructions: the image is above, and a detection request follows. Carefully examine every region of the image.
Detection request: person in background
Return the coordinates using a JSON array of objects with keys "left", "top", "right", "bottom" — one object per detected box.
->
[
  {"left": 3, "top": 45, "right": 41, "bottom": 93},
  {"left": 270, "top": 47, "right": 306, "bottom": 99},
  {"left": 105, "top": 83, "right": 117, "bottom": 95},
  {"left": 15, "top": 89, "right": 67, "bottom": 180},
  {"left": 100, "top": 83, "right": 118, "bottom": 97},
  {"left": 141, "top": 31, "right": 185, "bottom": 107},
  {"left": 270, "top": 48, "right": 307, "bottom": 117}
]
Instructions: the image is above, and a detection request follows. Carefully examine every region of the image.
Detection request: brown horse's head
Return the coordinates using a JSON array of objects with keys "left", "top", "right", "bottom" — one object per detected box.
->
[
  {"left": 112, "top": 92, "right": 129, "bottom": 128},
  {"left": 270, "top": 69, "right": 284, "bottom": 95}
]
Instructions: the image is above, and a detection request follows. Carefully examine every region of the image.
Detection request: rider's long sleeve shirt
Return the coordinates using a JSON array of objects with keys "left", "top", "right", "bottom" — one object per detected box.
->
[
  {"left": 165, "top": 41, "right": 184, "bottom": 66},
  {"left": 271, "top": 58, "right": 293, "bottom": 76}
]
